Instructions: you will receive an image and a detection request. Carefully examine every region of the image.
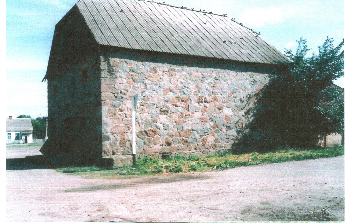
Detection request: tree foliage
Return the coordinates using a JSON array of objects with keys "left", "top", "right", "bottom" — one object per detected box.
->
[
  {"left": 17, "top": 115, "right": 31, "bottom": 118},
  {"left": 236, "top": 37, "right": 344, "bottom": 152},
  {"left": 32, "top": 117, "right": 48, "bottom": 139}
]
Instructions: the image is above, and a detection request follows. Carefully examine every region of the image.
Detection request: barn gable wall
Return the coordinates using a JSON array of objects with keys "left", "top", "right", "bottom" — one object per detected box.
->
[
  {"left": 45, "top": 55, "right": 102, "bottom": 159},
  {"left": 100, "top": 49, "right": 279, "bottom": 165},
  {"left": 45, "top": 6, "right": 99, "bottom": 80},
  {"left": 43, "top": 7, "right": 102, "bottom": 159}
]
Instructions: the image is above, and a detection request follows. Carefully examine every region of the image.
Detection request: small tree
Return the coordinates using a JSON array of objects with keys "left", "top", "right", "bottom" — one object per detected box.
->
[
  {"left": 32, "top": 117, "right": 48, "bottom": 139},
  {"left": 237, "top": 37, "right": 344, "bottom": 152}
]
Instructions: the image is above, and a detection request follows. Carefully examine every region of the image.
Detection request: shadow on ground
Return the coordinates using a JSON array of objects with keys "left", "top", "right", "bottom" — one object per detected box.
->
[
  {"left": 244, "top": 205, "right": 343, "bottom": 221},
  {"left": 6, "top": 157, "right": 51, "bottom": 170},
  {"left": 65, "top": 174, "right": 210, "bottom": 192}
]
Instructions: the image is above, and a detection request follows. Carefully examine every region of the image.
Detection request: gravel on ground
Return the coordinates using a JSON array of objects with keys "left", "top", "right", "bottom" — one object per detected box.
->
[{"left": 6, "top": 146, "right": 344, "bottom": 222}]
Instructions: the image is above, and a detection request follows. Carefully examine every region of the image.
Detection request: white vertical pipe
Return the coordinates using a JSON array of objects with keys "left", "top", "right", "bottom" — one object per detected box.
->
[
  {"left": 45, "top": 119, "right": 48, "bottom": 140},
  {"left": 132, "top": 108, "right": 136, "bottom": 155},
  {"left": 132, "top": 95, "right": 137, "bottom": 155}
]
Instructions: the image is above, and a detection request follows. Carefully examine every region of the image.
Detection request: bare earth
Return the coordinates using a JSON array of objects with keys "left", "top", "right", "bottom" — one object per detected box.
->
[{"left": 6, "top": 146, "right": 344, "bottom": 222}]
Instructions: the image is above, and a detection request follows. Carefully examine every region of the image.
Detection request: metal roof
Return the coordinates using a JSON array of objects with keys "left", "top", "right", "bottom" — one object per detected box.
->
[
  {"left": 75, "top": 0, "right": 289, "bottom": 65},
  {"left": 6, "top": 118, "right": 33, "bottom": 132}
]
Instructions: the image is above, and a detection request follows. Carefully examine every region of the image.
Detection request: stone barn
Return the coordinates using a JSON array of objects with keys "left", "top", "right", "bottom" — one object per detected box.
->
[{"left": 41, "top": 0, "right": 289, "bottom": 166}]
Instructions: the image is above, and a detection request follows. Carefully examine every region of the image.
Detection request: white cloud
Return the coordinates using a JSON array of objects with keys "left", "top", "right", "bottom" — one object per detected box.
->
[
  {"left": 285, "top": 41, "right": 297, "bottom": 50},
  {"left": 239, "top": 7, "right": 292, "bottom": 28}
]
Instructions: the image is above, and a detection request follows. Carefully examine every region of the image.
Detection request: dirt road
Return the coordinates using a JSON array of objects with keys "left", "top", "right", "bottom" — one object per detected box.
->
[{"left": 6, "top": 146, "right": 344, "bottom": 222}]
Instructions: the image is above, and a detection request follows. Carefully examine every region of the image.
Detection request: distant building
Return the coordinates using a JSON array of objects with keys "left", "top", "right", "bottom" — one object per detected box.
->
[{"left": 6, "top": 116, "right": 33, "bottom": 144}]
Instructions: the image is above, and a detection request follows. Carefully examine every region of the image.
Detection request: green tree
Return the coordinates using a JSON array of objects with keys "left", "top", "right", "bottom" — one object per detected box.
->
[
  {"left": 17, "top": 115, "right": 31, "bottom": 118},
  {"left": 32, "top": 117, "right": 48, "bottom": 139},
  {"left": 285, "top": 37, "right": 344, "bottom": 138},
  {"left": 317, "top": 84, "right": 344, "bottom": 143},
  {"left": 236, "top": 37, "right": 344, "bottom": 152}
]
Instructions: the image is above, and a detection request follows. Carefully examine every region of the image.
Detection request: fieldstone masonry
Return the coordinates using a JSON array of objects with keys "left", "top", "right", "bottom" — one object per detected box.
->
[{"left": 100, "top": 51, "right": 272, "bottom": 165}]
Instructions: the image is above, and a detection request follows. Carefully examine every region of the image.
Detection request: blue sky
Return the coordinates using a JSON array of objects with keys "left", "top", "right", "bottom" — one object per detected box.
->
[{"left": 5, "top": 0, "right": 345, "bottom": 118}]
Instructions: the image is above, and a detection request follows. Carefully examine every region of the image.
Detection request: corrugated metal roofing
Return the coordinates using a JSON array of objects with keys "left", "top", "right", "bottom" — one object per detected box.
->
[
  {"left": 6, "top": 118, "right": 33, "bottom": 132},
  {"left": 75, "top": 0, "right": 289, "bottom": 65}
]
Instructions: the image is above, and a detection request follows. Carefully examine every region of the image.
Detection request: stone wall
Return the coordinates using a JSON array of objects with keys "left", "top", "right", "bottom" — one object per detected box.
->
[
  {"left": 100, "top": 51, "right": 276, "bottom": 165},
  {"left": 45, "top": 55, "right": 102, "bottom": 159},
  {"left": 43, "top": 7, "right": 103, "bottom": 162}
]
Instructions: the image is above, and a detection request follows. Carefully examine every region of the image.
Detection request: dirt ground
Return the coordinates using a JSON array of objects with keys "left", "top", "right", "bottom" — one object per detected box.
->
[{"left": 6, "top": 146, "right": 344, "bottom": 222}]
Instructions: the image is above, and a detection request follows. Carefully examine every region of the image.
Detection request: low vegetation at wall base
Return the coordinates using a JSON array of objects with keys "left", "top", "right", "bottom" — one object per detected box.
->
[{"left": 56, "top": 145, "right": 344, "bottom": 178}]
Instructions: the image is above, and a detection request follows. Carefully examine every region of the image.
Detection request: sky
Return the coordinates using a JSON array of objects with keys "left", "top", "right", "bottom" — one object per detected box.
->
[{"left": 5, "top": 0, "right": 345, "bottom": 119}]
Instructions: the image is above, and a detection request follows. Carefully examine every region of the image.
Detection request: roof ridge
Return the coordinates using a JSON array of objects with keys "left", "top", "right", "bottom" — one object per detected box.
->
[
  {"left": 45, "top": 0, "right": 290, "bottom": 82},
  {"left": 137, "top": 0, "right": 261, "bottom": 36}
]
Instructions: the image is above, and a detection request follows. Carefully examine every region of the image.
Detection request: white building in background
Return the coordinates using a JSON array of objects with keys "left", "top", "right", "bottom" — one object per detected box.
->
[{"left": 6, "top": 116, "right": 33, "bottom": 144}]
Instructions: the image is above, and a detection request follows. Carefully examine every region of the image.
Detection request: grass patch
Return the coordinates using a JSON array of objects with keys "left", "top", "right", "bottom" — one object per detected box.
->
[
  {"left": 56, "top": 145, "right": 344, "bottom": 178},
  {"left": 6, "top": 142, "right": 44, "bottom": 148},
  {"left": 56, "top": 166, "right": 104, "bottom": 173}
]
